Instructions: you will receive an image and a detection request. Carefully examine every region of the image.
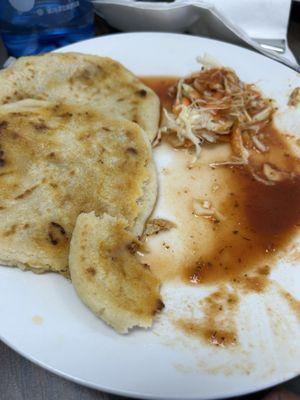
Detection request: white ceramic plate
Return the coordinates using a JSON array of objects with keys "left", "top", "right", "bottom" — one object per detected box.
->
[{"left": 0, "top": 33, "right": 300, "bottom": 399}]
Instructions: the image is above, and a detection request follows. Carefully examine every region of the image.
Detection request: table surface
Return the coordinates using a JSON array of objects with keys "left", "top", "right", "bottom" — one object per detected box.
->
[{"left": 1, "top": 4, "right": 300, "bottom": 400}]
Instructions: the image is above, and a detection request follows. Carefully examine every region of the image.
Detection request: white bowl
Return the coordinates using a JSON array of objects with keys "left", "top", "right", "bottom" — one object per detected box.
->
[{"left": 92, "top": 0, "right": 200, "bottom": 32}]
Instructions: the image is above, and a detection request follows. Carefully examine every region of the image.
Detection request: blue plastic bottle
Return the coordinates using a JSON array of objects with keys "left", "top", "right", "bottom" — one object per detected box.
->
[{"left": 0, "top": 0, "right": 95, "bottom": 57}]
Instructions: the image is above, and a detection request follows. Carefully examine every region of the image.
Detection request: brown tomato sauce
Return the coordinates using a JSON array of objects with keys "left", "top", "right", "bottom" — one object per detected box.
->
[
  {"left": 175, "top": 288, "right": 239, "bottom": 347},
  {"left": 142, "top": 76, "right": 300, "bottom": 287},
  {"left": 142, "top": 77, "right": 300, "bottom": 347},
  {"left": 191, "top": 166, "right": 300, "bottom": 285}
]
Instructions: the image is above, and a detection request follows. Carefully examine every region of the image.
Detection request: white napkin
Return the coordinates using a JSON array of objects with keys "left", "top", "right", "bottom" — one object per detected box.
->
[
  {"left": 199, "top": 0, "right": 296, "bottom": 64},
  {"left": 209, "top": 0, "right": 291, "bottom": 40},
  {"left": 188, "top": 0, "right": 297, "bottom": 67}
]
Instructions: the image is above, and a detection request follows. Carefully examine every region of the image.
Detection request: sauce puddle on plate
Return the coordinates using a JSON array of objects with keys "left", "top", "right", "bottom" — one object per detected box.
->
[
  {"left": 142, "top": 76, "right": 300, "bottom": 346},
  {"left": 142, "top": 76, "right": 300, "bottom": 286}
]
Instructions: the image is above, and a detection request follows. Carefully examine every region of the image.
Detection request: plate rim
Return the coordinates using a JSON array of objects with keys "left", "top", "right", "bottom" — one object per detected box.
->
[
  {"left": 1, "top": 331, "right": 299, "bottom": 400},
  {"left": 53, "top": 31, "right": 297, "bottom": 74}
]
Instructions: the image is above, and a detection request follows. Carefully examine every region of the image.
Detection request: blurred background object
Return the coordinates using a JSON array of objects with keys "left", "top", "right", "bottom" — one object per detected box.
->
[
  {"left": 92, "top": 0, "right": 299, "bottom": 71},
  {"left": 0, "top": 0, "right": 95, "bottom": 56}
]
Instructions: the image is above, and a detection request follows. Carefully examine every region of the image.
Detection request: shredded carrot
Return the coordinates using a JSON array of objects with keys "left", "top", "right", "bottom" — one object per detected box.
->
[{"left": 182, "top": 97, "right": 191, "bottom": 106}]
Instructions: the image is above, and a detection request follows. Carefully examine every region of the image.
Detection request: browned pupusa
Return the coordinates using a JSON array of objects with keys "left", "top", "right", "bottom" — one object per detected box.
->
[
  {"left": 69, "top": 212, "right": 163, "bottom": 333},
  {"left": 0, "top": 52, "right": 160, "bottom": 142},
  {"left": 0, "top": 99, "right": 157, "bottom": 273}
]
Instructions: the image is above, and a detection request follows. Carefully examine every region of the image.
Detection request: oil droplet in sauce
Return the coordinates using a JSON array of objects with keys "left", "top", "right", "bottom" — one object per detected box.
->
[{"left": 142, "top": 76, "right": 300, "bottom": 288}]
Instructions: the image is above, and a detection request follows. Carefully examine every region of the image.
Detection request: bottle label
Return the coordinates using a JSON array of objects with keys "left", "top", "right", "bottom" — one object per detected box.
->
[
  {"left": 43, "top": 1, "right": 80, "bottom": 15},
  {"left": 9, "top": 0, "right": 35, "bottom": 12}
]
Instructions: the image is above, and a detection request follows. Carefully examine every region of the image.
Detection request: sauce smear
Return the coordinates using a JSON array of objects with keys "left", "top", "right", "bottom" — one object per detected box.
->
[
  {"left": 187, "top": 166, "right": 300, "bottom": 284},
  {"left": 141, "top": 76, "right": 176, "bottom": 112},
  {"left": 175, "top": 288, "right": 239, "bottom": 347}
]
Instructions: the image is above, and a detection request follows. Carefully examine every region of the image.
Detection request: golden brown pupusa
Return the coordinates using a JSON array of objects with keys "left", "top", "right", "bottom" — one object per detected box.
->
[
  {"left": 69, "top": 212, "right": 163, "bottom": 333},
  {"left": 0, "top": 99, "right": 157, "bottom": 273},
  {"left": 0, "top": 52, "right": 160, "bottom": 142}
]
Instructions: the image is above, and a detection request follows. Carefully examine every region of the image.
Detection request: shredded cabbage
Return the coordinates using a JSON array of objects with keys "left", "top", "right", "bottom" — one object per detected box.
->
[{"left": 159, "top": 66, "right": 274, "bottom": 164}]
